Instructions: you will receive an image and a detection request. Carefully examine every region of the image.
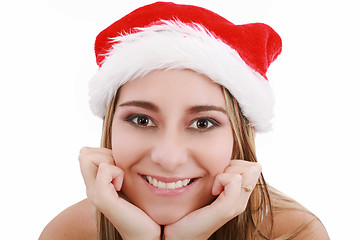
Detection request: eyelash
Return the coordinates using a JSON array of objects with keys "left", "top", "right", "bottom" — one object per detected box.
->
[
  {"left": 124, "top": 114, "right": 220, "bottom": 130},
  {"left": 125, "top": 114, "right": 156, "bottom": 128},
  {"left": 189, "top": 118, "right": 220, "bottom": 131}
]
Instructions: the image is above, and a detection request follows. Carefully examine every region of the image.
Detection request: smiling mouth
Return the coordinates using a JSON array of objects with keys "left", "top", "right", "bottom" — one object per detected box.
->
[{"left": 145, "top": 175, "right": 196, "bottom": 190}]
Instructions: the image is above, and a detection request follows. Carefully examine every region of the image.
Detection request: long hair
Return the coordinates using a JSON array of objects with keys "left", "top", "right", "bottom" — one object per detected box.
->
[{"left": 96, "top": 86, "right": 315, "bottom": 240}]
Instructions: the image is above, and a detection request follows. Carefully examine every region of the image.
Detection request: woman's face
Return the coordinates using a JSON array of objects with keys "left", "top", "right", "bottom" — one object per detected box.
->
[{"left": 111, "top": 69, "right": 233, "bottom": 225}]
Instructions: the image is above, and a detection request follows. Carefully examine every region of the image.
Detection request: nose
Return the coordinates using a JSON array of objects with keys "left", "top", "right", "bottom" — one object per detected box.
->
[{"left": 150, "top": 130, "right": 189, "bottom": 172}]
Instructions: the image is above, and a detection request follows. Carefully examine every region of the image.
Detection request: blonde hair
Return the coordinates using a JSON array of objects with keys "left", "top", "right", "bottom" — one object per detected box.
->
[{"left": 96, "top": 86, "right": 316, "bottom": 240}]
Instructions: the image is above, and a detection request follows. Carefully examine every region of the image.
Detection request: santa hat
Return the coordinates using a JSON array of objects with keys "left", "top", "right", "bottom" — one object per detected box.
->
[{"left": 89, "top": 2, "right": 282, "bottom": 132}]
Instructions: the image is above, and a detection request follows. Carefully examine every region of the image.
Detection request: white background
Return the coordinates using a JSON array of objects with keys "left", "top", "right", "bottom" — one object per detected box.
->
[{"left": 1, "top": 0, "right": 359, "bottom": 239}]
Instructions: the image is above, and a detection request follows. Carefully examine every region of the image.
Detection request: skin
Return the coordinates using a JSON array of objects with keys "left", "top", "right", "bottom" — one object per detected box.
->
[
  {"left": 82, "top": 69, "right": 262, "bottom": 239},
  {"left": 39, "top": 70, "right": 330, "bottom": 240},
  {"left": 111, "top": 69, "right": 234, "bottom": 225}
]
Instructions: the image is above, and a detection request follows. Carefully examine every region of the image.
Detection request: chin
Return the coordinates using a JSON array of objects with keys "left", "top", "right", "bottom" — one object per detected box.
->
[
  {"left": 140, "top": 194, "right": 216, "bottom": 225},
  {"left": 147, "top": 207, "right": 190, "bottom": 225}
]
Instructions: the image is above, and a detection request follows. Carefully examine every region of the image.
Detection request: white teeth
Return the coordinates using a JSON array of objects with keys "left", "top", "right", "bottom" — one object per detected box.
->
[
  {"left": 166, "top": 182, "right": 176, "bottom": 190},
  {"left": 175, "top": 180, "right": 183, "bottom": 188},
  {"left": 145, "top": 176, "right": 192, "bottom": 189},
  {"left": 158, "top": 181, "right": 166, "bottom": 189},
  {"left": 152, "top": 178, "right": 158, "bottom": 187},
  {"left": 182, "top": 179, "right": 190, "bottom": 186}
]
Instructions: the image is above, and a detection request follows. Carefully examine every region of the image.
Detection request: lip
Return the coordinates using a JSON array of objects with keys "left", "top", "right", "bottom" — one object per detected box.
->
[{"left": 140, "top": 174, "right": 199, "bottom": 196}]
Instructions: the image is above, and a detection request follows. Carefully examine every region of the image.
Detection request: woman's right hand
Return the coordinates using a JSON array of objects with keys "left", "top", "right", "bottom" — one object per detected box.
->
[{"left": 78, "top": 147, "right": 161, "bottom": 240}]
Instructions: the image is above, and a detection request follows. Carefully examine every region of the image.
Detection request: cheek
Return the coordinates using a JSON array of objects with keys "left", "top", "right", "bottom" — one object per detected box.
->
[
  {"left": 111, "top": 125, "right": 145, "bottom": 168},
  {"left": 192, "top": 131, "right": 233, "bottom": 174}
]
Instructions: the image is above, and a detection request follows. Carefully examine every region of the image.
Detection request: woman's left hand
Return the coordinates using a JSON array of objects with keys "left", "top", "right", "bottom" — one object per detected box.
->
[{"left": 163, "top": 160, "right": 262, "bottom": 240}]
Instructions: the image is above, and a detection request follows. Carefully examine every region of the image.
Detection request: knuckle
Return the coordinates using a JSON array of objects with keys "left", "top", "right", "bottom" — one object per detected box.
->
[
  {"left": 78, "top": 154, "right": 85, "bottom": 163},
  {"left": 78, "top": 155, "right": 88, "bottom": 165},
  {"left": 251, "top": 162, "right": 262, "bottom": 173},
  {"left": 78, "top": 147, "right": 90, "bottom": 161},
  {"left": 98, "top": 162, "right": 108, "bottom": 171},
  {"left": 234, "top": 174, "right": 243, "bottom": 183},
  {"left": 117, "top": 167, "right": 124, "bottom": 175},
  {"left": 105, "top": 154, "right": 115, "bottom": 164},
  {"left": 79, "top": 146, "right": 90, "bottom": 154}
]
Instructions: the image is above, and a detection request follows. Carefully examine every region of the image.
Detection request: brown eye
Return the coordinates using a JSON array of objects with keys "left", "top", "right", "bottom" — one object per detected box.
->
[
  {"left": 137, "top": 116, "right": 149, "bottom": 126},
  {"left": 128, "top": 115, "right": 155, "bottom": 127},
  {"left": 197, "top": 119, "right": 209, "bottom": 129},
  {"left": 189, "top": 118, "right": 216, "bottom": 130}
]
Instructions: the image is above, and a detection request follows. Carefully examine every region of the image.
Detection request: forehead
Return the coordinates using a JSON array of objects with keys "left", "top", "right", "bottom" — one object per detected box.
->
[{"left": 117, "top": 69, "right": 226, "bottom": 106}]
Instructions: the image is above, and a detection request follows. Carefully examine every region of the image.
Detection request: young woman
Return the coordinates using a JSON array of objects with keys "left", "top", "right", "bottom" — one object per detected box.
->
[{"left": 40, "top": 2, "right": 329, "bottom": 240}]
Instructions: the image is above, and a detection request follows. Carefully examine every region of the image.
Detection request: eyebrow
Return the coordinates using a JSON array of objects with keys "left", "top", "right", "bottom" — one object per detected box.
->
[
  {"left": 187, "top": 105, "right": 228, "bottom": 115},
  {"left": 118, "top": 101, "right": 227, "bottom": 115},
  {"left": 118, "top": 101, "right": 160, "bottom": 112}
]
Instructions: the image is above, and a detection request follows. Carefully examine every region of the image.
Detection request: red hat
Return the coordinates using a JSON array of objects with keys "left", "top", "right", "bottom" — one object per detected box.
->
[{"left": 89, "top": 2, "right": 282, "bottom": 132}]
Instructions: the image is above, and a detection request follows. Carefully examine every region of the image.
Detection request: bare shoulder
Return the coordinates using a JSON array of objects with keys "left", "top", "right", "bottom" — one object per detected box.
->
[
  {"left": 272, "top": 209, "right": 330, "bottom": 240},
  {"left": 39, "top": 199, "right": 97, "bottom": 240}
]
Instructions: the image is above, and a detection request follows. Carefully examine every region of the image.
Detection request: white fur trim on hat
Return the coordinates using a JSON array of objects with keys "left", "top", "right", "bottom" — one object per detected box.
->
[{"left": 89, "top": 20, "right": 274, "bottom": 132}]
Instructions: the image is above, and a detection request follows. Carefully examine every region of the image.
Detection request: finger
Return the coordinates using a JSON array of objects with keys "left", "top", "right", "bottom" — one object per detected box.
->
[
  {"left": 212, "top": 173, "right": 242, "bottom": 197},
  {"left": 92, "top": 163, "right": 124, "bottom": 208},
  {"left": 79, "top": 147, "right": 114, "bottom": 166},
  {"left": 80, "top": 146, "right": 112, "bottom": 155},
  {"left": 78, "top": 147, "right": 115, "bottom": 193},
  {"left": 167, "top": 173, "right": 243, "bottom": 240},
  {"left": 78, "top": 154, "right": 98, "bottom": 189},
  {"left": 211, "top": 180, "right": 224, "bottom": 196},
  {"left": 224, "top": 160, "right": 262, "bottom": 175},
  {"left": 112, "top": 175, "right": 124, "bottom": 192},
  {"left": 211, "top": 172, "right": 255, "bottom": 220},
  {"left": 224, "top": 160, "right": 262, "bottom": 189},
  {"left": 96, "top": 162, "right": 124, "bottom": 191}
]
